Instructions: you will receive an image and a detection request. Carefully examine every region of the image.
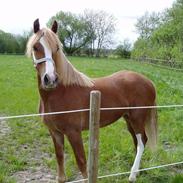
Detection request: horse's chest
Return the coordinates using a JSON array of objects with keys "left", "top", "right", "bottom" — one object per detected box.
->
[{"left": 43, "top": 110, "right": 89, "bottom": 132}]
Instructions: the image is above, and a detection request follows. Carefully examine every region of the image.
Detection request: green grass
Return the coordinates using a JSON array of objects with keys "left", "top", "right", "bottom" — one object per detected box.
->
[{"left": 1, "top": 55, "right": 183, "bottom": 182}]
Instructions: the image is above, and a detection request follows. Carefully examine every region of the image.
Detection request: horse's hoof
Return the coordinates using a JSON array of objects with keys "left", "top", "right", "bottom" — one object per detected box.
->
[
  {"left": 57, "top": 176, "right": 66, "bottom": 183},
  {"left": 129, "top": 175, "right": 136, "bottom": 182}
]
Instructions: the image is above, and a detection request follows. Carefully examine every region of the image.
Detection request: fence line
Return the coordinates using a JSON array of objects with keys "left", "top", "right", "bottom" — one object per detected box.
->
[
  {"left": 0, "top": 109, "right": 89, "bottom": 120},
  {"left": 66, "top": 160, "right": 183, "bottom": 183},
  {"left": 1, "top": 104, "right": 183, "bottom": 121},
  {"left": 139, "top": 57, "right": 183, "bottom": 63},
  {"left": 141, "top": 61, "right": 183, "bottom": 72},
  {"left": 135, "top": 57, "right": 183, "bottom": 71},
  {"left": 2, "top": 101, "right": 183, "bottom": 182}
]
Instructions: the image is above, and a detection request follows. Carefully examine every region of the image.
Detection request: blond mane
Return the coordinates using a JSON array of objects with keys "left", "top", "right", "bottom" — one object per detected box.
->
[{"left": 26, "top": 28, "right": 93, "bottom": 87}]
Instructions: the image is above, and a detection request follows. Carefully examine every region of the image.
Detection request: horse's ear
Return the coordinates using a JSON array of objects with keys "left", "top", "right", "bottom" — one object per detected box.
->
[
  {"left": 34, "top": 19, "right": 40, "bottom": 33},
  {"left": 51, "top": 20, "right": 58, "bottom": 33}
]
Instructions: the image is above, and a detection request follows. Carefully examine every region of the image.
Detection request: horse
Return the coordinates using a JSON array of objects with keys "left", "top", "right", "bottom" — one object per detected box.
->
[{"left": 26, "top": 19, "right": 157, "bottom": 183}]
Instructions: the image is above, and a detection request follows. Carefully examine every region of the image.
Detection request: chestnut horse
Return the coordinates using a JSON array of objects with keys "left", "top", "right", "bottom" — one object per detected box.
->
[{"left": 26, "top": 19, "right": 157, "bottom": 183}]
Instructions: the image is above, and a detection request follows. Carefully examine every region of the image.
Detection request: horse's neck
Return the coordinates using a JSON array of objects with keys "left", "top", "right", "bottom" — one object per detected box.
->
[
  {"left": 38, "top": 78, "right": 65, "bottom": 113},
  {"left": 56, "top": 51, "right": 93, "bottom": 87}
]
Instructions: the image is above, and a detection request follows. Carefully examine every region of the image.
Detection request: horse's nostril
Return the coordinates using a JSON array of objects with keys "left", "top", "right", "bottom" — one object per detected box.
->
[{"left": 44, "top": 74, "right": 50, "bottom": 85}]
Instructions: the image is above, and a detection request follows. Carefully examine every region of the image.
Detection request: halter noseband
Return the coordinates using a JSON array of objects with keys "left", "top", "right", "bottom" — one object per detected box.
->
[{"left": 33, "top": 57, "right": 54, "bottom": 67}]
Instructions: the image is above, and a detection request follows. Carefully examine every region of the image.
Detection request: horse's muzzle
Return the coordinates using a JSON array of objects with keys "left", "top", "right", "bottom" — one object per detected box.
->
[{"left": 42, "top": 73, "right": 59, "bottom": 90}]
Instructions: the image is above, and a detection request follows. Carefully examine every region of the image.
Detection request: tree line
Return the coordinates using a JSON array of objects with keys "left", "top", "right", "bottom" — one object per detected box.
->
[
  {"left": 0, "top": 10, "right": 131, "bottom": 58},
  {"left": 48, "top": 10, "right": 116, "bottom": 57},
  {"left": 0, "top": 30, "right": 29, "bottom": 54},
  {"left": 132, "top": 0, "right": 183, "bottom": 61}
]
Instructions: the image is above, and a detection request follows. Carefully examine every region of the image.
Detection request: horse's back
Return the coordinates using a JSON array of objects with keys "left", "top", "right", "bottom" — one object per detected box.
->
[
  {"left": 117, "top": 70, "right": 156, "bottom": 105},
  {"left": 94, "top": 70, "right": 156, "bottom": 106}
]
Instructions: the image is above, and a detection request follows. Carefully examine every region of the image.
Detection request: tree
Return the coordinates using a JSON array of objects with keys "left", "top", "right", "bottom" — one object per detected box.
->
[
  {"left": 115, "top": 39, "right": 131, "bottom": 58},
  {"left": 15, "top": 31, "right": 32, "bottom": 53},
  {"left": 83, "top": 10, "right": 116, "bottom": 57},
  {"left": 135, "top": 12, "right": 162, "bottom": 39},
  {"left": 0, "top": 29, "right": 32, "bottom": 54},
  {"left": 133, "top": 0, "right": 183, "bottom": 61},
  {"left": 0, "top": 30, "right": 20, "bottom": 53},
  {"left": 48, "top": 10, "right": 116, "bottom": 57},
  {"left": 48, "top": 11, "right": 91, "bottom": 55}
]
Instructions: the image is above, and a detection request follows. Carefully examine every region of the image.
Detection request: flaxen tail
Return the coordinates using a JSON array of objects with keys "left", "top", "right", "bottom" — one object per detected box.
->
[{"left": 145, "top": 102, "right": 158, "bottom": 151}]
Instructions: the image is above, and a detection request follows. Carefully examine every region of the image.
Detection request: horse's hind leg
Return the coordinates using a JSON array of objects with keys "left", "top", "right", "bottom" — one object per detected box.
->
[
  {"left": 49, "top": 130, "right": 66, "bottom": 183},
  {"left": 128, "top": 110, "right": 148, "bottom": 182},
  {"left": 125, "top": 118, "right": 137, "bottom": 151},
  {"left": 66, "top": 130, "right": 87, "bottom": 182},
  {"left": 129, "top": 133, "right": 146, "bottom": 182}
]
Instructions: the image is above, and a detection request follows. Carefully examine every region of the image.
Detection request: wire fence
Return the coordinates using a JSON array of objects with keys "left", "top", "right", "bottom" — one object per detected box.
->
[
  {"left": 66, "top": 161, "right": 183, "bottom": 183},
  {"left": 1, "top": 103, "right": 183, "bottom": 182},
  {"left": 1, "top": 104, "right": 183, "bottom": 121}
]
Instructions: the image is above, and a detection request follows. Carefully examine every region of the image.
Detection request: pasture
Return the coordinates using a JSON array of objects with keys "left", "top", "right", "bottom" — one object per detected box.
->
[{"left": 1, "top": 55, "right": 183, "bottom": 183}]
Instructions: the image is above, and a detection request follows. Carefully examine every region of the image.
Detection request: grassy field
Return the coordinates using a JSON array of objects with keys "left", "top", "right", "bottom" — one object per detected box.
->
[{"left": 1, "top": 55, "right": 183, "bottom": 183}]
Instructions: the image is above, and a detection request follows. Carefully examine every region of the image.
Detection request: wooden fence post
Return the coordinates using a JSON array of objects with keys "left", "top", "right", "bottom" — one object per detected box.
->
[{"left": 88, "top": 90, "right": 101, "bottom": 183}]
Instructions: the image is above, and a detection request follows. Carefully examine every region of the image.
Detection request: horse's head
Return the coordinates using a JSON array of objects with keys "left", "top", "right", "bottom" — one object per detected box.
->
[{"left": 27, "top": 19, "right": 60, "bottom": 90}]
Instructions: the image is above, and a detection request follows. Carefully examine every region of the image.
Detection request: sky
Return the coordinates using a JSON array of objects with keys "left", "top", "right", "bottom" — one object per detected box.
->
[{"left": 0, "top": 0, "right": 175, "bottom": 44}]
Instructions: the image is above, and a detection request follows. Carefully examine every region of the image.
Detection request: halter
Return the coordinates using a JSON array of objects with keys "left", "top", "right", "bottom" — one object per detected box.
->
[
  {"left": 32, "top": 32, "right": 59, "bottom": 67},
  {"left": 33, "top": 57, "right": 54, "bottom": 67}
]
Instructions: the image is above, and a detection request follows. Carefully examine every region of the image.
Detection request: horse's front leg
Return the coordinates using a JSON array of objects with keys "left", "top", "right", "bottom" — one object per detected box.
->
[
  {"left": 67, "top": 130, "right": 88, "bottom": 183},
  {"left": 49, "top": 130, "right": 66, "bottom": 183}
]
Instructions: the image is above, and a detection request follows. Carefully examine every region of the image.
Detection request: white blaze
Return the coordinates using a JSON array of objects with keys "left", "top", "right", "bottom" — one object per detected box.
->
[{"left": 40, "top": 37, "right": 55, "bottom": 80}]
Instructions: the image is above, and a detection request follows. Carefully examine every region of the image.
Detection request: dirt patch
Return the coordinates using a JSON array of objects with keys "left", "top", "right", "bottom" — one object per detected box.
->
[
  {"left": 13, "top": 145, "right": 56, "bottom": 182},
  {"left": 0, "top": 117, "right": 57, "bottom": 182},
  {"left": 13, "top": 167, "right": 56, "bottom": 183},
  {"left": 162, "top": 140, "right": 176, "bottom": 151},
  {"left": 12, "top": 143, "right": 57, "bottom": 183},
  {"left": 0, "top": 118, "right": 11, "bottom": 136}
]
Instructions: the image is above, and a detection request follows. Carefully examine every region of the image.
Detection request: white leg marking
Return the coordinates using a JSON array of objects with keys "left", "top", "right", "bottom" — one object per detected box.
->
[{"left": 129, "top": 134, "right": 144, "bottom": 182}]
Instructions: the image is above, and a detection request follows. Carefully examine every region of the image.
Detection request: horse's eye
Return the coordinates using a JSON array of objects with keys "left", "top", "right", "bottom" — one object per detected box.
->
[{"left": 33, "top": 45, "right": 38, "bottom": 51}]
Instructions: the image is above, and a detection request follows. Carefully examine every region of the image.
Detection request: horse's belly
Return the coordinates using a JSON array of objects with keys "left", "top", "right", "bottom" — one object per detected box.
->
[
  {"left": 99, "top": 110, "right": 124, "bottom": 128},
  {"left": 42, "top": 110, "right": 125, "bottom": 132}
]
